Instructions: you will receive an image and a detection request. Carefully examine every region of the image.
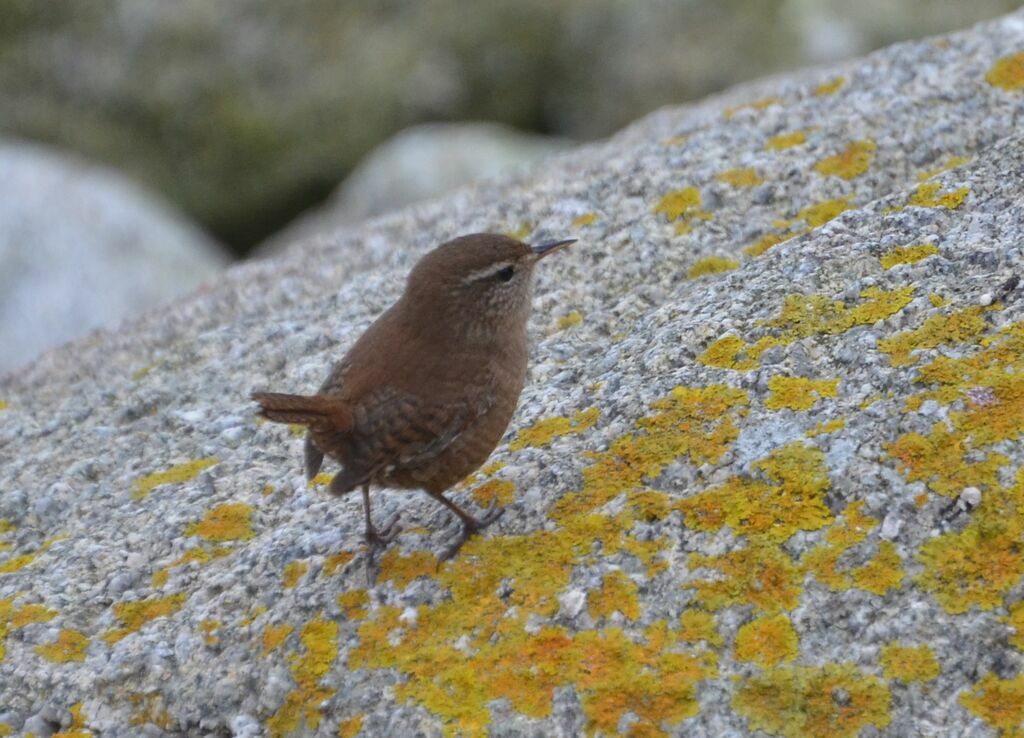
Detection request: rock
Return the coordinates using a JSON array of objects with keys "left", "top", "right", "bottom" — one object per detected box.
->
[
  {"left": 2, "top": 1, "right": 1019, "bottom": 250},
  {"left": 261, "top": 122, "right": 569, "bottom": 254},
  {"left": 3, "top": 10, "right": 1024, "bottom": 736},
  {"left": 0, "top": 140, "right": 227, "bottom": 375}
]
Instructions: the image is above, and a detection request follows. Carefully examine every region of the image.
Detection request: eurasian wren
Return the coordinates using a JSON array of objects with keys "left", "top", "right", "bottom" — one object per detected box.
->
[{"left": 253, "top": 233, "right": 575, "bottom": 561}]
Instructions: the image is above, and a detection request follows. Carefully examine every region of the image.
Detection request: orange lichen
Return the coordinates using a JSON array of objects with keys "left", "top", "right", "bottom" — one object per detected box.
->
[
  {"left": 688, "top": 256, "right": 740, "bottom": 279},
  {"left": 850, "top": 542, "right": 904, "bottom": 596},
  {"left": 572, "top": 212, "right": 598, "bottom": 228},
  {"left": 263, "top": 623, "right": 293, "bottom": 654},
  {"left": 879, "top": 643, "right": 940, "bottom": 683},
  {"left": 880, "top": 243, "right": 939, "bottom": 269},
  {"left": 878, "top": 306, "right": 989, "bottom": 366},
  {"left": 557, "top": 310, "right": 584, "bottom": 330},
  {"left": 132, "top": 457, "right": 217, "bottom": 500},
  {"left": 678, "top": 610, "right": 723, "bottom": 647},
  {"left": 797, "top": 197, "right": 852, "bottom": 227},
  {"left": 960, "top": 673, "right": 1024, "bottom": 732},
  {"left": 908, "top": 182, "right": 969, "bottom": 209},
  {"left": 744, "top": 232, "right": 786, "bottom": 257},
  {"left": 103, "top": 593, "right": 187, "bottom": 645},
  {"left": 509, "top": 407, "right": 600, "bottom": 450},
  {"left": 35, "top": 628, "right": 89, "bottom": 662},
  {"left": 471, "top": 479, "right": 515, "bottom": 507},
  {"left": 726, "top": 96, "right": 783, "bottom": 119},
  {"left": 379, "top": 549, "right": 438, "bottom": 589},
  {"left": 734, "top": 614, "right": 799, "bottom": 667},
  {"left": 985, "top": 51, "right": 1024, "bottom": 90},
  {"left": 589, "top": 570, "right": 641, "bottom": 621},
  {"left": 688, "top": 543, "right": 803, "bottom": 613},
  {"left": 185, "top": 502, "right": 255, "bottom": 542},
  {"left": 716, "top": 168, "right": 763, "bottom": 187},
  {"left": 803, "top": 501, "right": 902, "bottom": 596},
  {"left": 766, "top": 131, "right": 807, "bottom": 150},
  {"left": 268, "top": 616, "right": 339, "bottom": 738},
  {"left": 338, "top": 714, "right": 364, "bottom": 738},
  {"left": 323, "top": 551, "right": 355, "bottom": 576},
  {"left": 733, "top": 663, "right": 891, "bottom": 737},
  {"left": 765, "top": 375, "right": 839, "bottom": 411},
  {"left": 678, "top": 442, "right": 833, "bottom": 543},
  {"left": 282, "top": 561, "right": 309, "bottom": 589},
  {"left": 886, "top": 423, "right": 1004, "bottom": 497},
  {"left": 814, "top": 76, "right": 846, "bottom": 96},
  {"left": 814, "top": 140, "right": 875, "bottom": 180}
]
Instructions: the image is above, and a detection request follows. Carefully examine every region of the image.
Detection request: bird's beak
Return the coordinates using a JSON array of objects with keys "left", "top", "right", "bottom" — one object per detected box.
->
[{"left": 531, "top": 238, "right": 576, "bottom": 260}]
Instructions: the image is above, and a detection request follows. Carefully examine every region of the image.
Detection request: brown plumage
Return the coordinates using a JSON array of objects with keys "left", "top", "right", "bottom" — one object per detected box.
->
[{"left": 252, "top": 232, "right": 574, "bottom": 561}]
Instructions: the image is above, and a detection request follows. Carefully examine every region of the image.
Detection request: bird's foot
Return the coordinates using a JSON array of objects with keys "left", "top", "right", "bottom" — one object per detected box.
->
[
  {"left": 438, "top": 504, "right": 505, "bottom": 563},
  {"left": 363, "top": 515, "right": 402, "bottom": 585}
]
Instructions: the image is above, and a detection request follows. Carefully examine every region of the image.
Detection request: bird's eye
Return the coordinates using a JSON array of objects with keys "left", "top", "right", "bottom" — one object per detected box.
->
[{"left": 494, "top": 266, "right": 515, "bottom": 282}]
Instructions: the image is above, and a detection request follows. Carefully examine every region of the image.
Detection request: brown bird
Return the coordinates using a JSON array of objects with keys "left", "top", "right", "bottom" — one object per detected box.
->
[{"left": 253, "top": 233, "right": 575, "bottom": 561}]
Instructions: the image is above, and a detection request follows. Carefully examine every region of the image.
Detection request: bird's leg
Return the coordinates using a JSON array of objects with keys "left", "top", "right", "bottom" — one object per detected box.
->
[
  {"left": 430, "top": 491, "right": 505, "bottom": 562},
  {"left": 362, "top": 484, "right": 401, "bottom": 548}
]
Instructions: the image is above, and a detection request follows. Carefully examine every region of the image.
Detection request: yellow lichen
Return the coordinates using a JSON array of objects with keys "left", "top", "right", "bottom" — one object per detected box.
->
[
  {"left": 199, "top": 619, "right": 221, "bottom": 646},
  {"left": 814, "top": 140, "right": 876, "bottom": 180},
  {"left": 797, "top": 197, "right": 852, "bottom": 227},
  {"left": 908, "top": 182, "right": 969, "bottom": 209},
  {"left": 814, "top": 76, "right": 846, "bottom": 96},
  {"left": 263, "top": 623, "right": 293, "bottom": 654},
  {"left": 572, "top": 212, "right": 598, "bottom": 228},
  {"left": 765, "top": 376, "right": 839, "bottom": 411},
  {"left": 807, "top": 418, "right": 845, "bottom": 437},
  {"left": 764, "top": 286, "right": 914, "bottom": 338},
  {"left": 323, "top": 551, "right": 355, "bottom": 577},
  {"left": 588, "top": 570, "right": 640, "bottom": 621},
  {"left": 879, "top": 243, "right": 939, "bottom": 269},
  {"left": 185, "top": 502, "right": 255, "bottom": 542},
  {"left": 766, "top": 131, "right": 807, "bottom": 150},
  {"left": 1006, "top": 601, "right": 1024, "bottom": 651},
  {"left": 470, "top": 479, "right": 515, "bottom": 507},
  {"left": 744, "top": 232, "right": 786, "bottom": 257},
  {"left": 151, "top": 569, "right": 169, "bottom": 588},
  {"left": 689, "top": 543, "right": 802, "bottom": 614},
  {"left": 35, "top": 628, "right": 89, "bottom": 662},
  {"left": 10, "top": 603, "right": 58, "bottom": 628},
  {"left": 679, "top": 442, "right": 833, "bottom": 544},
  {"left": 338, "top": 714, "right": 364, "bottom": 738},
  {"left": 308, "top": 472, "right": 335, "bottom": 487},
  {"left": 282, "top": 561, "right": 309, "bottom": 589},
  {"left": 985, "top": 51, "right": 1024, "bottom": 90},
  {"left": 51, "top": 703, "right": 91, "bottom": 738},
  {"left": 734, "top": 614, "right": 799, "bottom": 667},
  {"left": 886, "top": 424, "right": 1004, "bottom": 497},
  {"left": 337, "top": 590, "right": 369, "bottom": 620},
  {"left": 878, "top": 306, "right": 989, "bottom": 366},
  {"left": 733, "top": 663, "right": 891, "bottom": 738},
  {"left": 688, "top": 256, "right": 740, "bottom": 279},
  {"left": 0, "top": 400, "right": 7, "bottom": 411},
  {"left": 653, "top": 187, "right": 713, "bottom": 233},
  {"left": 960, "top": 673, "right": 1024, "bottom": 732},
  {"left": 132, "top": 457, "right": 218, "bottom": 500},
  {"left": 509, "top": 407, "right": 600, "bottom": 450},
  {"left": 803, "top": 501, "right": 902, "bottom": 596},
  {"left": 268, "top": 616, "right": 339, "bottom": 738},
  {"left": 103, "top": 593, "right": 187, "bottom": 645},
  {"left": 879, "top": 642, "right": 940, "bottom": 683},
  {"left": 726, "top": 96, "right": 783, "bottom": 119},
  {"left": 678, "top": 610, "right": 723, "bottom": 647},
  {"left": 556, "top": 310, "right": 583, "bottom": 330},
  {"left": 716, "top": 168, "right": 763, "bottom": 187},
  {"left": 379, "top": 549, "right": 437, "bottom": 589},
  {"left": 850, "top": 541, "right": 904, "bottom": 596}
]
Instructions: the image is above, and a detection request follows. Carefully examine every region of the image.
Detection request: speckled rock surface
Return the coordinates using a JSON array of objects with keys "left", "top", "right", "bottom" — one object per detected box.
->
[
  {"left": 2, "top": 11, "right": 1024, "bottom": 737},
  {"left": 0, "top": 140, "right": 228, "bottom": 376}
]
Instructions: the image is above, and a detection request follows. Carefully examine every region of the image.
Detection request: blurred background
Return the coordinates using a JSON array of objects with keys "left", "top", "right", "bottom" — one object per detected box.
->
[{"left": 2, "top": 0, "right": 1021, "bottom": 374}]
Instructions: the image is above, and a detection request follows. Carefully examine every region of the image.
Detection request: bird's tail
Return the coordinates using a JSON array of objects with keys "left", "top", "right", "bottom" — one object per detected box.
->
[{"left": 251, "top": 391, "right": 352, "bottom": 431}]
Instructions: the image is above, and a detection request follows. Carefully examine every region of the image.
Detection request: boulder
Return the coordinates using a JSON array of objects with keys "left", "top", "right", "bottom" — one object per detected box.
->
[
  {"left": 0, "top": 140, "right": 227, "bottom": 376},
  {"left": 2, "top": 9, "right": 1024, "bottom": 736}
]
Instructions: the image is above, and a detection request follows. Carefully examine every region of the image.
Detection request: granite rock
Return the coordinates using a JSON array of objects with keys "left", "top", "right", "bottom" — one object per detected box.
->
[{"left": 2, "top": 10, "right": 1024, "bottom": 737}]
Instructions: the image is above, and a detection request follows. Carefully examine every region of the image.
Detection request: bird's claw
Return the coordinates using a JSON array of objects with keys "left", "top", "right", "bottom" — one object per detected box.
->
[{"left": 437, "top": 504, "right": 505, "bottom": 564}]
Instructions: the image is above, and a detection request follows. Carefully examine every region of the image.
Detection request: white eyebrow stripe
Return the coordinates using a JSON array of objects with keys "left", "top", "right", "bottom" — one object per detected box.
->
[{"left": 462, "top": 262, "right": 513, "bottom": 284}]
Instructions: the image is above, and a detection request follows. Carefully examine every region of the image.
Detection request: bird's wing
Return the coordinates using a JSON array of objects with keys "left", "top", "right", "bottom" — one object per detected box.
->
[{"left": 350, "top": 386, "right": 490, "bottom": 474}]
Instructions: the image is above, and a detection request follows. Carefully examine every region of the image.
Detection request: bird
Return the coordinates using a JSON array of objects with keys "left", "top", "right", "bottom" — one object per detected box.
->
[{"left": 252, "top": 233, "right": 575, "bottom": 563}]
